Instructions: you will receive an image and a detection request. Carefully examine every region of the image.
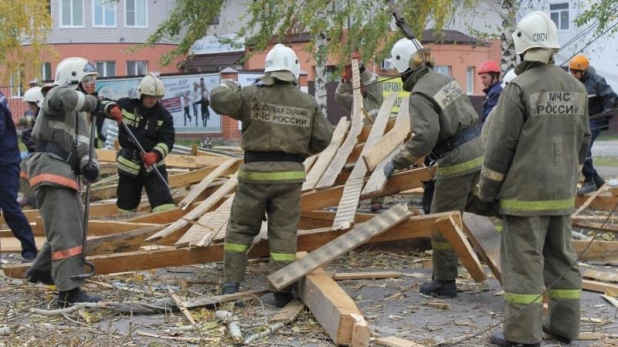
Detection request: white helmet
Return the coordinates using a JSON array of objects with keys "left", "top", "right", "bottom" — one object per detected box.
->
[
  {"left": 512, "top": 11, "right": 560, "bottom": 55},
  {"left": 264, "top": 44, "right": 300, "bottom": 80},
  {"left": 23, "top": 87, "right": 44, "bottom": 108},
  {"left": 501, "top": 69, "right": 518, "bottom": 88},
  {"left": 388, "top": 38, "right": 423, "bottom": 73},
  {"left": 54, "top": 57, "right": 98, "bottom": 88},
  {"left": 137, "top": 72, "right": 166, "bottom": 99}
]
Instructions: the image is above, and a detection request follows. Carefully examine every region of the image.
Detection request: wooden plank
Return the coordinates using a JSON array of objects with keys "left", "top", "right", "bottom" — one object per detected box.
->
[
  {"left": 182, "top": 289, "right": 269, "bottom": 309},
  {"left": 178, "top": 159, "right": 239, "bottom": 210},
  {"left": 332, "top": 93, "right": 397, "bottom": 230},
  {"left": 269, "top": 299, "right": 305, "bottom": 323},
  {"left": 95, "top": 149, "right": 228, "bottom": 168},
  {"left": 435, "top": 215, "right": 486, "bottom": 282},
  {"left": 572, "top": 184, "right": 607, "bottom": 218},
  {"left": 571, "top": 220, "right": 618, "bottom": 233},
  {"left": 268, "top": 204, "right": 412, "bottom": 291},
  {"left": 462, "top": 213, "right": 502, "bottom": 283},
  {"left": 582, "top": 279, "right": 618, "bottom": 293},
  {"left": 168, "top": 166, "right": 226, "bottom": 188},
  {"left": 88, "top": 221, "right": 162, "bottom": 236},
  {"left": 375, "top": 336, "right": 425, "bottom": 347},
  {"left": 2, "top": 211, "right": 454, "bottom": 278},
  {"left": 350, "top": 313, "right": 370, "bottom": 347},
  {"left": 176, "top": 194, "right": 234, "bottom": 249},
  {"left": 572, "top": 240, "right": 618, "bottom": 261},
  {"left": 302, "top": 118, "right": 350, "bottom": 191},
  {"left": 1, "top": 237, "right": 47, "bottom": 253},
  {"left": 575, "top": 194, "right": 618, "bottom": 211},
  {"left": 332, "top": 271, "right": 402, "bottom": 281},
  {"left": 362, "top": 97, "right": 411, "bottom": 171},
  {"left": 303, "top": 155, "right": 318, "bottom": 174},
  {"left": 146, "top": 173, "right": 238, "bottom": 242},
  {"left": 315, "top": 60, "right": 365, "bottom": 190},
  {"left": 296, "top": 252, "right": 367, "bottom": 346},
  {"left": 84, "top": 225, "right": 168, "bottom": 255},
  {"left": 583, "top": 269, "right": 618, "bottom": 283}
]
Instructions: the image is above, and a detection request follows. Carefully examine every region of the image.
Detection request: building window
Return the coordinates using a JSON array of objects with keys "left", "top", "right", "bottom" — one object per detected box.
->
[
  {"left": 550, "top": 3, "right": 569, "bottom": 30},
  {"left": 466, "top": 66, "right": 475, "bottom": 94},
  {"left": 434, "top": 65, "right": 451, "bottom": 76},
  {"left": 125, "top": 0, "right": 147, "bottom": 27},
  {"left": 60, "top": 0, "right": 84, "bottom": 27},
  {"left": 10, "top": 73, "right": 23, "bottom": 98},
  {"left": 42, "top": 62, "right": 52, "bottom": 81},
  {"left": 96, "top": 61, "right": 116, "bottom": 77},
  {"left": 380, "top": 59, "right": 393, "bottom": 71},
  {"left": 127, "top": 61, "right": 147, "bottom": 76},
  {"left": 94, "top": 0, "right": 116, "bottom": 27}
]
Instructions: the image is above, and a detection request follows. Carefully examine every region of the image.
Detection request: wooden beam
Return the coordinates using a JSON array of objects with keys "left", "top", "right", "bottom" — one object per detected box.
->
[
  {"left": 462, "top": 213, "right": 502, "bottom": 283},
  {"left": 268, "top": 204, "right": 412, "bottom": 291},
  {"left": 303, "top": 118, "right": 350, "bottom": 191},
  {"left": 269, "top": 299, "right": 305, "bottom": 324},
  {"left": 583, "top": 269, "right": 618, "bottom": 283},
  {"left": 582, "top": 279, "right": 618, "bottom": 293},
  {"left": 296, "top": 252, "right": 369, "bottom": 346},
  {"left": 85, "top": 225, "right": 167, "bottom": 255},
  {"left": 575, "top": 194, "right": 618, "bottom": 211},
  {"left": 176, "top": 194, "right": 234, "bottom": 248},
  {"left": 376, "top": 336, "right": 426, "bottom": 347},
  {"left": 572, "top": 184, "right": 608, "bottom": 218},
  {"left": 303, "top": 155, "right": 318, "bottom": 173},
  {"left": 571, "top": 220, "right": 618, "bottom": 233},
  {"left": 95, "top": 149, "right": 229, "bottom": 168},
  {"left": 350, "top": 313, "right": 370, "bottom": 347},
  {"left": 331, "top": 271, "right": 402, "bottom": 281},
  {"left": 88, "top": 221, "right": 162, "bottom": 236},
  {"left": 572, "top": 240, "right": 618, "bottom": 261},
  {"left": 332, "top": 94, "right": 397, "bottom": 230},
  {"left": 435, "top": 215, "right": 486, "bottom": 282}
]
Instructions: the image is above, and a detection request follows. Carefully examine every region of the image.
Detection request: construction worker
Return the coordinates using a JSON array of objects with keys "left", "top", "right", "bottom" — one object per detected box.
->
[
  {"left": 478, "top": 60, "right": 503, "bottom": 124},
  {"left": 383, "top": 38, "right": 485, "bottom": 298},
  {"left": 17, "top": 86, "right": 45, "bottom": 208},
  {"left": 336, "top": 51, "right": 385, "bottom": 212},
  {"left": 481, "top": 69, "right": 518, "bottom": 140},
  {"left": 479, "top": 11, "right": 589, "bottom": 347},
  {"left": 210, "top": 44, "right": 334, "bottom": 307},
  {"left": 111, "top": 73, "right": 176, "bottom": 214},
  {"left": 24, "top": 57, "right": 122, "bottom": 306},
  {"left": 569, "top": 54, "right": 618, "bottom": 195}
]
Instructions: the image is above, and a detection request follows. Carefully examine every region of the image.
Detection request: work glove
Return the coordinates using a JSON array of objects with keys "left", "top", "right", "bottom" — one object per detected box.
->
[
  {"left": 141, "top": 151, "right": 159, "bottom": 168},
  {"left": 81, "top": 163, "right": 99, "bottom": 183},
  {"left": 383, "top": 161, "right": 396, "bottom": 179},
  {"left": 106, "top": 105, "right": 123, "bottom": 126}
]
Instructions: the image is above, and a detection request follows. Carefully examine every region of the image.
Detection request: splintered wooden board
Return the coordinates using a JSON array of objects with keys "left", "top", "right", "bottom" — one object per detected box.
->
[
  {"left": 268, "top": 203, "right": 412, "bottom": 290},
  {"left": 302, "top": 118, "right": 350, "bottom": 191},
  {"left": 582, "top": 279, "right": 618, "bottom": 293},
  {"left": 462, "top": 213, "right": 502, "bottom": 283},
  {"left": 146, "top": 173, "right": 238, "bottom": 242},
  {"left": 175, "top": 194, "right": 234, "bottom": 248},
  {"left": 435, "top": 215, "right": 486, "bottom": 282},
  {"left": 269, "top": 299, "right": 305, "bottom": 323},
  {"left": 178, "top": 159, "right": 239, "bottom": 210},
  {"left": 194, "top": 194, "right": 235, "bottom": 248},
  {"left": 362, "top": 96, "right": 411, "bottom": 171},
  {"left": 315, "top": 60, "right": 364, "bottom": 190},
  {"left": 331, "top": 93, "right": 397, "bottom": 230},
  {"left": 362, "top": 97, "right": 410, "bottom": 196},
  {"left": 303, "top": 155, "right": 318, "bottom": 173},
  {"left": 583, "top": 269, "right": 618, "bottom": 283}
]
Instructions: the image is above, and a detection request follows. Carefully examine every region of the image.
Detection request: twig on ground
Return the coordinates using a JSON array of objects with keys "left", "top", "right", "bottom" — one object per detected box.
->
[
  {"left": 244, "top": 322, "right": 285, "bottom": 344},
  {"left": 216, "top": 310, "right": 243, "bottom": 344}
]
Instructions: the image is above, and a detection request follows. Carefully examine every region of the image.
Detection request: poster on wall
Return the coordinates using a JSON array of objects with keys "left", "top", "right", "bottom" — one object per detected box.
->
[
  {"left": 96, "top": 73, "right": 221, "bottom": 133},
  {"left": 379, "top": 77, "right": 410, "bottom": 117}
]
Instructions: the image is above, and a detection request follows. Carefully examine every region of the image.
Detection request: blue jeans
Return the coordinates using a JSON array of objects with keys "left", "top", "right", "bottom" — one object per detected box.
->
[
  {"left": 0, "top": 163, "right": 37, "bottom": 258},
  {"left": 582, "top": 126, "right": 602, "bottom": 179}
]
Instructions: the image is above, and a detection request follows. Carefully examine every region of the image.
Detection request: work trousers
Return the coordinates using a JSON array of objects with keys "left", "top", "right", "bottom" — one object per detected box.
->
[
  {"left": 582, "top": 125, "right": 602, "bottom": 179},
  {"left": 0, "top": 163, "right": 37, "bottom": 258},
  {"left": 116, "top": 166, "right": 175, "bottom": 213},
  {"left": 501, "top": 214, "right": 581, "bottom": 344},
  {"left": 30, "top": 186, "right": 86, "bottom": 291},
  {"left": 224, "top": 181, "right": 301, "bottom": 292}
]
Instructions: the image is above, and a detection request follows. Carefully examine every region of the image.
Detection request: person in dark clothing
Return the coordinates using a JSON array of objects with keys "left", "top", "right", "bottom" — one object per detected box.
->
[
  {"left": 478, "top": 60, "right": 503, "bottom": 124},
  {"left": 0, "top": 91, "right": 38, "bottom": 263},
  {"left": 17, "top": 87, "right": 45, "bottom": 208},
  {"left": 570, "top": 54, "right": 618, "bottom": 195}
]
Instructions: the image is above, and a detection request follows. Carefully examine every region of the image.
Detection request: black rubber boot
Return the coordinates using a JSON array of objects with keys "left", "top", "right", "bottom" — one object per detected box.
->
[
  {"left": 57, "top": 288, "right": 101, "bottom": 308},
  {"left": 221, "top": 282, "right": 240, "bottom": 295},
  {"left": 542, "top": 326, "right": 572, "bottom": 344},
  {"left": 419, "top": 280, "right": 457, "bottom": 298},
  {"left": 490, "top": 331, "right": 540, "bottom": 347},
  {"left": 593, "top": 174, "right": 605, "bottom": 189},
  {"left": 274, "top": 292, "right": 294, "bottom": 308},
  {"left": 25, "top": 268, "right": 55, "bottom": 285},
  {"left": 577, "top": 177, "right": 597, "bottom": 195}
]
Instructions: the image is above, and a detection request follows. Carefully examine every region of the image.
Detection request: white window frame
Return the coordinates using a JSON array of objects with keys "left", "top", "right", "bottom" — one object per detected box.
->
[
  {"left": 60, "top": 0, "right": 84, "bottom": 28},
  {"left": 10, "top": 74, "right": 23, "bottom": 98},
  {"left": 380, "top": 59, "right": 393, "bottom": 71},
  {"left": 549, "top": 2, "right": 570, "bottom": 31},
  {"left": 127, "top": 61, "right": 148, "bottom": 76},
  {"left": 96, "top": 61, "right": 116, "bottom": 77},
  {"left": 124, "top": 0, "right": 148, "bottom": 28},
  {"left": 42, "top": 62, "right": 52, "bottom": 81},
  {"left": 466, "top": 66, "right": 475, "bottom": 94},
  {"left": 434, "top": 65, "right": 451, "bottom": 76},
  {"left": 93, "top": 0, "right": 117, "bottom": 27}
]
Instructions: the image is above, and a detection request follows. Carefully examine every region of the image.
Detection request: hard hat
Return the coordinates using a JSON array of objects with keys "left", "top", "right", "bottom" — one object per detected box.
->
[
  {"left": 569, "top": 54, "right": 589, "bottom": 71},
  {"left": 501, "top": 69, "right": 518, "bottom": 88},
  {"left": 512, "top": 11, "right": 560, "bottom": 55},
  {"left": 54, "top": 57, "right": 98, "bottom": 88},
  {"left": 23, "top": 87, "right": 44, "bottom": 108},
  {"left": 264, "top": 44, "right": 300, "bottom": 81},
  {"left": 137, "top": 72, "right": 166, "bottom": 99},
  {"left": 388, "top": 38, "right": 423, "bottom": 73},
  {"left": 478, "top": 61, "right": 501, "bottom": 75}
]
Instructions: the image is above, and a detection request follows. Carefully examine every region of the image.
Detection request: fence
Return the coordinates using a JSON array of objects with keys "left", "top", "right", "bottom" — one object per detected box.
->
[{"left": 0, "top": 85, "right": 28, "bottom": 124}]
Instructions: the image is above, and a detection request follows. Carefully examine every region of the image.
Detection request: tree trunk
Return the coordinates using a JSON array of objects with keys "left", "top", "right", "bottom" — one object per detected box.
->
[
  {"left": 314, "top": 31, "right": 328, "bottom": 116},
  {"left": 500, "top": 0, "right": 518, "bottom": 74}
]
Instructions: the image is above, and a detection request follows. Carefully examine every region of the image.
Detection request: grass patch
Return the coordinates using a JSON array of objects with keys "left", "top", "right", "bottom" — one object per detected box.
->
[{"left": 593, "top": 156, "right": 618, "bottom": 167}]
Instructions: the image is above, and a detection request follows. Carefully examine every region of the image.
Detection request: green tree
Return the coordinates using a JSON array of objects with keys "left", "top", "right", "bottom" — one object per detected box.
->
[
  {"left": 0, "top": 0, "right": 54, "bottom": 84},
  {"left": 138, "top": 0, "right": 474, "bottom": 68},
  {"left": 575, "top": 0, "right": 618, "bottom": 35}
]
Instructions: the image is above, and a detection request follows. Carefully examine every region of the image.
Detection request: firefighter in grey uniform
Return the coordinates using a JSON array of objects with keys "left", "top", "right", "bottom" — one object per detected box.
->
[
  {"left": 24, "top": 57, "right": 120, "bottom": 307},
  {"left": 210, "top": 44, "right": 334, "bottom": 307},
  {"left": 479, "top": 11, "right": 590, "bottom": 347},
  {"left": 383, "top": 38, "right": 485, "bottom": 298}
]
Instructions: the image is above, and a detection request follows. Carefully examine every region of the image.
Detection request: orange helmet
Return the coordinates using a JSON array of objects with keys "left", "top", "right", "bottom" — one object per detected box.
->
[
  {"left": 569, "top": 54, "right": 589, "bottom": 71},
  {"left": 478, "top": 60, "right": 501, "bottom": 75}
]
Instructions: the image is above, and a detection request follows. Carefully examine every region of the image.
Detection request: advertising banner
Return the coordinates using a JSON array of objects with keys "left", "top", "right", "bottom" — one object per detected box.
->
[{"left": 379, "top": 77, "right": 410, "bottom": 117}]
